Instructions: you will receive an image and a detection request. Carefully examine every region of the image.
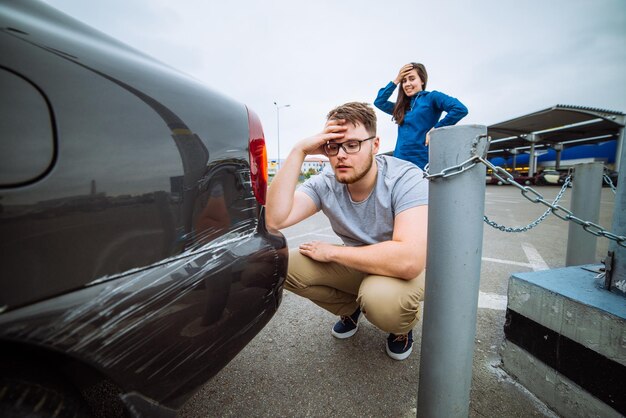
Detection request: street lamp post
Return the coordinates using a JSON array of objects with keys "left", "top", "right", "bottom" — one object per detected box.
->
[{"left": 273, "top": 102, "right": 290, "bottom": 170}]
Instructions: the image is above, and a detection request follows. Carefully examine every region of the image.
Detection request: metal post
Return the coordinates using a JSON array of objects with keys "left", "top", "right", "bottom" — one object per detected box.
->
[
  {"left": 565, "top": 162, "right": 604, "bottom": 266},
  {"left": 417, "top": 124, "right": 488, "bottom": 418},
  {"left": 528, "top": 142, "right": 535, "bottom": 177},
  {"left": 614, "top": 116, "right": 624, "bottom": 172},
  {"left": 276, "top": 106, "right": 280, "bottom": 169},
  {"left": 509, "top": 148, "right": 518, "bottom": 171},
  {"left": 526, "top": 133, "right": 539, "bottom": 177},
  {"left": 529, "top": 142, "right": 536, "bottom": 176},
  {"left": 273, "top": 102, "right": 291, "bottom": 170},
  {"left": 607, "top": 125, "right": 626, "bottom": 295},
  {"left": 554, "top": 143, "right": 563, "bottom": 170}
]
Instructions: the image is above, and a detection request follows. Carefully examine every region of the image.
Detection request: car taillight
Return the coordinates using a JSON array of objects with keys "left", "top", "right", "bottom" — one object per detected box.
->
[{"left": 247, "top": 107, "right": 267, "bottom": 205}]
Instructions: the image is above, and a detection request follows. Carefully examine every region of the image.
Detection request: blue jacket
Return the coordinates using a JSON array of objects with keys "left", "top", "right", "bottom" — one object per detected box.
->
[{"left": 374, "top": 81, "right": 468, "bottom": 169}]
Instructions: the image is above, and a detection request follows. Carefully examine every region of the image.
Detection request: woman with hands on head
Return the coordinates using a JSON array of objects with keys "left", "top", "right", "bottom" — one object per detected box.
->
[{"left": 374, "top": 62, "right": 468, "bottom": 170}]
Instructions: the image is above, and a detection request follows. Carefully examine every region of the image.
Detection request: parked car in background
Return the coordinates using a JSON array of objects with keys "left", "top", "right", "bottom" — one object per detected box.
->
[
  {"left": 485, "top": 170, "right": 535, "bottom": 186},
  {"left": 0, "top": 1, "right": 287, "bottom": 416},
  {"left": 510, "top": 171, "right": 538, "bottom": 186},
  {"left": 485, "top": 174, "right": 503, "bottom": 185},
  {"left": 535, "top": 169, "right": 564, "bottom": 186}
]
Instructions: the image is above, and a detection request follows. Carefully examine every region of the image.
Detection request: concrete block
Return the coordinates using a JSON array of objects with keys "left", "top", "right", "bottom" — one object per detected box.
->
[
  {"left": 502, "top": 340, "right": 622, "bottom": 418},
  {"left": 508, "top": 264, "right": 626, "bottom": 366}
]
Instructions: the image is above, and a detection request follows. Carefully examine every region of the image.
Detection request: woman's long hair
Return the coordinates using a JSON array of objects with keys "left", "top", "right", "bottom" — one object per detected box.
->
[{"left": 392, "top": 63, "right": 428, "bottom": 125}]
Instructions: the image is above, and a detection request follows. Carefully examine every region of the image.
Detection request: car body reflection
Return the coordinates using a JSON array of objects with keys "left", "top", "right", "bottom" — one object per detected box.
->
[{"left": 0, "top": 1, "right": 287, "bottom": 416}]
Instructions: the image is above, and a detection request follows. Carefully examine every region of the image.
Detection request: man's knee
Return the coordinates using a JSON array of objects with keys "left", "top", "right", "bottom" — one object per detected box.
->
[
  {"left": 359, "top": 289, "right": 420, "bottom": 317},
  {"left": 357, "top": 276, "right": 423, "bottom": 333}
]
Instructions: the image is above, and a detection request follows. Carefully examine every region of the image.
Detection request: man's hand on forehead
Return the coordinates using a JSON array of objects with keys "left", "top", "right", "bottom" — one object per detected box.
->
[
  {"left": 295, "top": 119, "right": 346, "bottom": 156},
  {"left": 328, "top": 117, "right": 359, "bottom": 129},
  {"left": 323, "top": 119, "right": 347, "bottom": 142},
  {"left": 325, "top": 118, "right": 346, "bottom": 128}
]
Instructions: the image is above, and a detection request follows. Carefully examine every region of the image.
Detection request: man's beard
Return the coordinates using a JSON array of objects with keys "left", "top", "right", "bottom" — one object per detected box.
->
[{"left": 336, "top": 153, "right": 374, "bottom": 184}]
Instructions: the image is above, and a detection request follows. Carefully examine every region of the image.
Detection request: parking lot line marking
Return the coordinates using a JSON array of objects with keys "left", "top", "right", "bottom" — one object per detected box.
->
[
  {"left": 478, "top": 291, "right": 507, "bottom": 310},
  {"left": 313, "top": 233, "right": 342, "bottom": 239},
  {"left": 485, "top": 199, "right": 521, "bottom": 204},
  {"left": 481, "top": 257, "right": 533, "bottom": 268},
  {"left": 286, "top": 228, "right": 334, "bottom": 241},
  {"left": 521, "top": 242, "right": 550, "bottom": 271}
]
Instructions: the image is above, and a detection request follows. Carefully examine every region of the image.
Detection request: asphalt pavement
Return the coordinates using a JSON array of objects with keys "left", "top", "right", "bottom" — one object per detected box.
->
[{"left": 179, "top": 185, "right": 616, "bottom": 417}]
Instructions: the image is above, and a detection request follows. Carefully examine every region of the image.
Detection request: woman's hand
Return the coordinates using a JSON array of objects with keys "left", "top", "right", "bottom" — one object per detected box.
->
[
  {"left": 295, "top": 119, "right": 347, "bottom": 156},
  {"left": 425, "top": 128, "right": 434, "bottom": 145},
  {"left": 394, "top": 63, "right": 415, "bottom": 85}
]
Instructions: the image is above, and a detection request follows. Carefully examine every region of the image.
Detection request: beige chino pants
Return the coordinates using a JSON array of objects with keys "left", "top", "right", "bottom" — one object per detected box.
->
[{"left": 285, "top": 249, "right": 425, "bottom": 335}]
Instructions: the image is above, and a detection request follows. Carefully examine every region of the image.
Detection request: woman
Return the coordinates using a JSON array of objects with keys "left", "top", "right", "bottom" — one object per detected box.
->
[{"left": 374, "top": 63, "right": 468, "bottom": 170}]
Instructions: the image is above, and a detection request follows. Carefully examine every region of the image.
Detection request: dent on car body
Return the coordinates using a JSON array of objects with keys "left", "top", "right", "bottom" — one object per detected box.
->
[{"left": 0, "top": 219, "right": 285, "bottom": 406}]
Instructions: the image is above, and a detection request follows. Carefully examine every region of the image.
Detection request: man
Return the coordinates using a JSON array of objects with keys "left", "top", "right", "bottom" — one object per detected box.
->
[{"left": 265, "top": 102, "right": 428, "bottom": 360}]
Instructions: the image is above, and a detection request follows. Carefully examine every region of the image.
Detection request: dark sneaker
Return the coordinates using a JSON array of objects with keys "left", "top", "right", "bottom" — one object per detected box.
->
[
  {"left": 331, "top": 307, "right": 361, "bottom": 339},
  {"left": 386, "top": 330, "right": 413, "bottom": 360}
]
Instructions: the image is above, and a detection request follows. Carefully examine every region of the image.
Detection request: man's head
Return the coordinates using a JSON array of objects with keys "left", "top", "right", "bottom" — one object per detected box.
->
[
  {"left": 326, "top": 102, "right": 377, "bottom": 136},
  {"left": 323, "top": 102, "right": 379, "bottom": 185}
]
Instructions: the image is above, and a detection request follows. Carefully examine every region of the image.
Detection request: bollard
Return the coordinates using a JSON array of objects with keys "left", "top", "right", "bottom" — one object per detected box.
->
[
  {"left": 607, "top": 122, "right": 626, "bottom": 295},
  {"left": 417, "top": 125, "right": 488, "bottom": 418},
  {"left": 565, "top": 162, "right": 604, "bottom": 266}
]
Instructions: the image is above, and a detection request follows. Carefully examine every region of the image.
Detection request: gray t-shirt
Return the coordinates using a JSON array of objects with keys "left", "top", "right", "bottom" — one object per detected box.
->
[{"left": 299, "top": 155, "right": 428, "bottom": 246}]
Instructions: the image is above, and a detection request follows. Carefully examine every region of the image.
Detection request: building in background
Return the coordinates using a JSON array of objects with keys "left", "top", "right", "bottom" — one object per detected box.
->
[
  {"left": 302, "top": 155, "right": 329, "bottom": 173},
  {"left": 268, "top": 155, "right": 330, "bottom": 178}
]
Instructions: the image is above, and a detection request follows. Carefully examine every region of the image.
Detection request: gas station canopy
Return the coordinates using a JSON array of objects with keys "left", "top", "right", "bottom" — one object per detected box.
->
[{"left": 487, "top": 104, "right": 624, "bottom": 156}]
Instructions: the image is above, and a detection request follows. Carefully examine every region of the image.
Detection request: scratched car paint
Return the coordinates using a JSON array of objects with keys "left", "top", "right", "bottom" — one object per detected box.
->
[{"left": 0, "top": 1, "right": 287, "bottom": 416}]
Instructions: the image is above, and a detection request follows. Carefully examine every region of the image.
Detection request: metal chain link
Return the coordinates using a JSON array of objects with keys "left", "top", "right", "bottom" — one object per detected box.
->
[
  {"left": 423, "top": 134, "right": 487, "bottom": 181},
  {"left": 423, "top": 156, "right": 480, "bottom": 180},
  {"left": 422, "top": 135, "right": 626, "bottom": 247},
  {"left": 477, "top": 157, "right": 625, "bottom": 247},
  {"left": 603, "top": 170, "right": 617, "bottom": 194},
  {"left": 483, "top": 175, "right": 571, "bottom": 232}
]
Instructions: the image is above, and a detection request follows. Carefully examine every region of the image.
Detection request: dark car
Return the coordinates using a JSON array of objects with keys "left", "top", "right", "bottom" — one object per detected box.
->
[
  {"left": 509, "top": 171, "right": 536, "bottom": 186},
  {"left": 0, "top": 1, "right": 287, "bottom": 416},
  {"left": 485, "top": 170, "right": 532, "bottom": 186},
  {"left": 485, "top": 174, "right": 504, "bottom": 185},
  {"left": 534, "top": 169, "right": 562, "bottom": 186}
]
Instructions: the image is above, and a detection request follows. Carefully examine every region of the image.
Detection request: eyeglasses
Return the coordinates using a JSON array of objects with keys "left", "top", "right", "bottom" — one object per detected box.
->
[{"left": 323, "top": 136, "right": 375, "bottom": 156}]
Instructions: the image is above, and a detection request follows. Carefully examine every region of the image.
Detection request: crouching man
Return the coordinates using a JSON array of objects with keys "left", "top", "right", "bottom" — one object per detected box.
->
[{"left": 265, "top": 102, "right": 428, "bottom": 360}]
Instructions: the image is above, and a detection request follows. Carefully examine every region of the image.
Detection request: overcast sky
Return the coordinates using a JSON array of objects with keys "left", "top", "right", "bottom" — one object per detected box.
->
[{"left": 44, "top": 0, "right": 626, "bottom": 158}]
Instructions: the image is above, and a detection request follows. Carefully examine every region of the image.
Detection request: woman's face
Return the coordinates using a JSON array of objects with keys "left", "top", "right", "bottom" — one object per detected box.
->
[{"left": 402, "top": 69, "right": 424, "bottom": 97}]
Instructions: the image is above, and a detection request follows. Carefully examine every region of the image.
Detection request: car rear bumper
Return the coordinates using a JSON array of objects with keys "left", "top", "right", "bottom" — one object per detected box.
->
[{"left": 0, "top": 211, "right": 288, "bottom": 411}]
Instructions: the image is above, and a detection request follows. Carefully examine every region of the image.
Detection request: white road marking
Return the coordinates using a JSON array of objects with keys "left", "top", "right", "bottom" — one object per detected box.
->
[
  {"left": 287, "top": 231, "right": 337, "bottom": 241},
  {"left": 478, "top": 292, "right": 507, "bottom": 310},
  {"left": 521, "top": 242, "right": 550, "bottom": 271},
  {"left": 481, "top": 257, "right": 534, "bottom": 268},
  {"left": 485, "top": 199, "right": 521, "bottom": 204}
]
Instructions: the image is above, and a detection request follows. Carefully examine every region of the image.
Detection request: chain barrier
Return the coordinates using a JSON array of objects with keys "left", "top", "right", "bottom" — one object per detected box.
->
[
  {"left": 483, "top": 175, "right": 571, "bottom": 233},
  {"left": 479, "top": 157, "right": 625, "bottom": 247},
  {"left": 603, "top": 168, "right": 617, "bottom": 194},
  {"left": 423, "top": 134, "right": 486, "bottom": 181},
  {"left": 423, "top": 137, "right": 626, "bottom": 248}
]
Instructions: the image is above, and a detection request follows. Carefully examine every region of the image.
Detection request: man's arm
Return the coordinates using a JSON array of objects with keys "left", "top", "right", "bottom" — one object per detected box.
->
[
  {"left": 298, "top": 205, "right": 428, "bottom": 280},
  {"left": 265, "top": 120, "right": 346, "bottom": 230}
]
